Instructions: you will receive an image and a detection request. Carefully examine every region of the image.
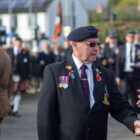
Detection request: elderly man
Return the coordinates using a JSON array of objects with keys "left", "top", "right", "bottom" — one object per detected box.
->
[{"left": 37, "top": 26, "right": 140, "bottom": 140}]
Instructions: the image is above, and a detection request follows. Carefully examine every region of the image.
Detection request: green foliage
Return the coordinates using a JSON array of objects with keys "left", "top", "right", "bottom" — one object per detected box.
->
[
  {"left": 117, "top": 7, "right": 140, "bottom": 21},
  {"left": 117, "top": 0, "right": 138, "bottom": 8},
  {"left": 107, "top": 0, "right": 121, "bottom": 8},
  {"left": 88, "top": 10, "right": 104, "bottom": 24},
  {"left": 89, "top": 22, "right": 140, "bottom": 43}
]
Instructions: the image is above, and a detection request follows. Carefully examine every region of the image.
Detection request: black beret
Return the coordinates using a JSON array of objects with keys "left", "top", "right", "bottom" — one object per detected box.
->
[{"left": 67, "top": 26, "right": 98, "bottom": 41}]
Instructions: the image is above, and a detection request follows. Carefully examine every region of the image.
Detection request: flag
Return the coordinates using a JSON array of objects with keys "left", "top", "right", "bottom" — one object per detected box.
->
[{"left": 53, "top": 0, "right": 63, "bottom": 43}]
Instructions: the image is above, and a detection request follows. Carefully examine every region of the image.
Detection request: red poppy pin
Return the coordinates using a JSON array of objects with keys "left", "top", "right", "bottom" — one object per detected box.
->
[
  {"left": 23, "top": 51, "right": 26, "bottom": 55},
  {"left": 96, "top": 68, "right": 102, "bottom": 82}
]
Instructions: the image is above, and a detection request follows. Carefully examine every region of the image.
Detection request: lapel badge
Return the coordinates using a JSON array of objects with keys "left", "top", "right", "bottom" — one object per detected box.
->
[
  {"left": 96, "top": 68, "right": 102, "bottom": 82},
  {"left": 59, "top": 76, "right": 69, "bottom": 89},
  {"left": 66, "top": 65, "right": 75, "bottom": 79},
  {"left": 66, "top": 65, "right": 72, "bottom": 70},
  {"left": 71, "top": 74, "right": 75, "bottom": 79},
  {"left": 103, "top": 85, "right": 110, "bottom": 105},
  {"left": 103, "top": 93, "right": 110, "bottom": 105}
]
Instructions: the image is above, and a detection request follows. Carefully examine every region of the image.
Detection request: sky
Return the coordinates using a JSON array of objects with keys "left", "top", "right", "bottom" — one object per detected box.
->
[{"left": 81, "top": 0, "right": 108, "bottom": 10}]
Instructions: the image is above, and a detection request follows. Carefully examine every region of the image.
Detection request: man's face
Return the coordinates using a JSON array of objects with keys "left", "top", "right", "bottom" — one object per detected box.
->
[
  {"left": 14, "top": 40, "right": 22, "bottom": 48},
  {"left": 109, "top": 37, "right": 117, "bottom": 45},
  {"left": 72, "top": 38, "right": 100, "bottom": 64},
  {"left": 125, "top": 34, "right": 134, "bottom": 44}
]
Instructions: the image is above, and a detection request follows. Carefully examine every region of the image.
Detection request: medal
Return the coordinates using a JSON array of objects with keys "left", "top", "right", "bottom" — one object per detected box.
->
[
  {"left": 59, "top": 76, "right": 69, "bottom": 89},
  {"left": 63, "top": 84, "right": 68, "bottom": 89},
  {"left": 59, "top": 83, "right": 63, "bottom": 88},
  {"left": 63, "top": 76, "right": 69, "bottom": 89}
]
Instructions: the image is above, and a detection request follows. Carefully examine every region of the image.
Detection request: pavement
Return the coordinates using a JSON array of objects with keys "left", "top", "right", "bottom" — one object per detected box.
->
[{"left": 0, "top": 93, "right": 140, "bottom": 140}]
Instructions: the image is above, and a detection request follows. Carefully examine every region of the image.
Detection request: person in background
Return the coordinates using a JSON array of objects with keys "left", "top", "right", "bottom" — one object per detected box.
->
[
  {"left": 38, "top": 43, "right": 54, "bottom": 79},
  {"left": 37, "top": 26, "right": 140, "bottom": 140},
  {"left": 103, "top": 30, "right": 121, "bottom": 72},
  {"left": 137, "top": 89, "right": 140, "bottom": 108},
  {"left": 52, "top": 44, "right": 61, "bottom": 62},
  {"left": 0, "top": 48, "right": 12, "bottom": 125},
  {"left": 118, "top": 30, "right": 140, "bottom": 113},
  {"left": 134, "top": 29, "right": 140, "bottom": 45},
  {"left": 27, "top": 46, "right": 41, "bottom": 94},
  {"left": 56, "top": 40, "right": 73, "bottom": 62},
  {"left": 6, "top": 37, "right": 30, "bottom": 117}
]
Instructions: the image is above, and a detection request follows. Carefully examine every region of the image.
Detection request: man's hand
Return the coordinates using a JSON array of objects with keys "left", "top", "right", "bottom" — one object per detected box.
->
[
  {"left": 116, "top": 77, "right": 120, "bottom": 87},
  {"left": 134, "top": 120, "right": 140, "bottom": 136},
  {"left": 136, "top": 89, "right": 140, "bottom": 108}
]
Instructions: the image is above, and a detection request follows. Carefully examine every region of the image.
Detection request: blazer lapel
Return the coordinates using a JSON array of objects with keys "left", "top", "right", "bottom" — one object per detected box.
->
[
  {"left": 66, "top": 56, "right": 90, "bottom": 109},
  {"left": 91, "top": 63, "right": 104, "bottom": 111}
]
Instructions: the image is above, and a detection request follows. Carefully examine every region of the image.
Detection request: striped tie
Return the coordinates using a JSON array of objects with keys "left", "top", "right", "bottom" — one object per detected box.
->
[{"left": 80, "top": 65, "right": 90, "bottom": 104}]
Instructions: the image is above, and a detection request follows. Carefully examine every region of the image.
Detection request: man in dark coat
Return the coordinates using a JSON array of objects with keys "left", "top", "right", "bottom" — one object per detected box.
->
[
  {"left": 6, "top": 37, "right": 30, "bottom": 117},
  {"left": 37, "top": 26, "right": 140, "bottom": 140},
  {"left": 103, "top": 30, "right": 122, "bottom": 74},
  {"left": 56, "top": 40, "right": 73, "bottom": 62},
  {"left": 38, "top": 43, "right": 54, "bottom": 79},
  {"left": 118, "top": 30, "right": 140, "bottom": 113}
]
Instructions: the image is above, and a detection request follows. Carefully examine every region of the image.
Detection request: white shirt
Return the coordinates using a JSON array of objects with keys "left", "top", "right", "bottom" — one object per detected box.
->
[
  {"left": 72, "top": 54, "right": 95, "bottom": 108},
  {"left": 124, "top": 43, "right": 134, "bottom": 72},
  {"left": 13, "top": 46, "right": 21, "bottom": 56}
]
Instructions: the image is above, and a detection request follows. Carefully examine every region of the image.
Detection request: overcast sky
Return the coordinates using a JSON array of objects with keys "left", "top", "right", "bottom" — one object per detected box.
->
[{"left": 81, "top": 0, "right": 108, "bottom": 10}]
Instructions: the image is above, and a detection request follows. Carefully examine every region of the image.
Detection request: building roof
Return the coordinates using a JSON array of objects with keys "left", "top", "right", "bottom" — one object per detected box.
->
[{"left": 0, "top": 0, "right": 52, "bottom": 13}]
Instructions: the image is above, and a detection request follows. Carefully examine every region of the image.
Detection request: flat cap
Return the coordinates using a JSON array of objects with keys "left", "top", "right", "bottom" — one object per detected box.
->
[
  {"left": 67, "top": 26, "right": 98, "bottom": 41},
  {"left": 125, "top": 30, "right": 136, "bottom": 35}
]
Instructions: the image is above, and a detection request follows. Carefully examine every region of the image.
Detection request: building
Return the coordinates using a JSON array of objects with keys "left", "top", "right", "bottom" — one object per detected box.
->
[{"left": 0, "top": 0, "right": 88, "bottom": 45}]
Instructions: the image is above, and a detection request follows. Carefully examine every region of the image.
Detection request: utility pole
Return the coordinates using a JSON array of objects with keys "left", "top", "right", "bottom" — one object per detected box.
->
[
  {"left": 29, "top": 0, "right": 33, "bottom": 27},
  {"left": 8, "top": 0, "right": 13, "bottom": 33}
]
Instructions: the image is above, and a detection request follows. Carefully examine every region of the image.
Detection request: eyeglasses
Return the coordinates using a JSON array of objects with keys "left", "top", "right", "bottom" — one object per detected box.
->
[{"left": 85, "top": 41, "right": 100, "bottom": 47}]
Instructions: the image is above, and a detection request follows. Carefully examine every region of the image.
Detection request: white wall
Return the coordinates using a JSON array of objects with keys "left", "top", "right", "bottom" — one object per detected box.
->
[
  {"left": 0, "top": 12, "right": 47, "bottom": 41},
  {"left": 75, "top": 0, "right": 89, "bottom": 28},
  {"left": 16, "top": 13, "right": 32, "bottom": 40},
  {"left": 0, "top": 14, "right": 10, "bottom": 33},
  {"left": 37, "top": 12, "right": 46, "bottom": 33}
]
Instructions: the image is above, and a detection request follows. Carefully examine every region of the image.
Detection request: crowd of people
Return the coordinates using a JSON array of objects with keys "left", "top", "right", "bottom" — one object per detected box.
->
[{"left": 0, "top": 26, "right": 140, "bottom": 137}]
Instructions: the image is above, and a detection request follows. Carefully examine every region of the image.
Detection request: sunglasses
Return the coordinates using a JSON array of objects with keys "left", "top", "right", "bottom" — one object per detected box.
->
[{"left": 85, "top": 41, "right": 100, "bottom": 47}]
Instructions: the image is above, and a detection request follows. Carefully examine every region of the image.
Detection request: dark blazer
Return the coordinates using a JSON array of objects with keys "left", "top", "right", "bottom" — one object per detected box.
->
[
  {"left": 38, "top": 52, "right": 54, "bottom": 78},
  {"left": 37, "top": 56, "right": 137, "bottom": 140},
  {"left": 118, "top": 44, "right": 140, "bottom": 80},
  {"left": 103, "top": 43, "right": 122, "bottom": 74},
  {"left": 6, "top": 47, "right": 30, "bottom": 79},
  {"left": 117, "top": 45, "right": 126, "bottom": 79}
]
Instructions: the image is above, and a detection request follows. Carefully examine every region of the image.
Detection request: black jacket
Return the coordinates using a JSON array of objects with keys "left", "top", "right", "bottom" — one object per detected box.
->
[{"left": 6, "top": 47, "right": 30, "bottom": 79}]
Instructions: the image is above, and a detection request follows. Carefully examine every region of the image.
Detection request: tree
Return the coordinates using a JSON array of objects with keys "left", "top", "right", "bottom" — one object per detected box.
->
[
  {"left": 107, "top": 0, "right": 121, "bottom": 8},
  {"left": 117, "top": 0, "right": 138, "bottom": 8}
]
